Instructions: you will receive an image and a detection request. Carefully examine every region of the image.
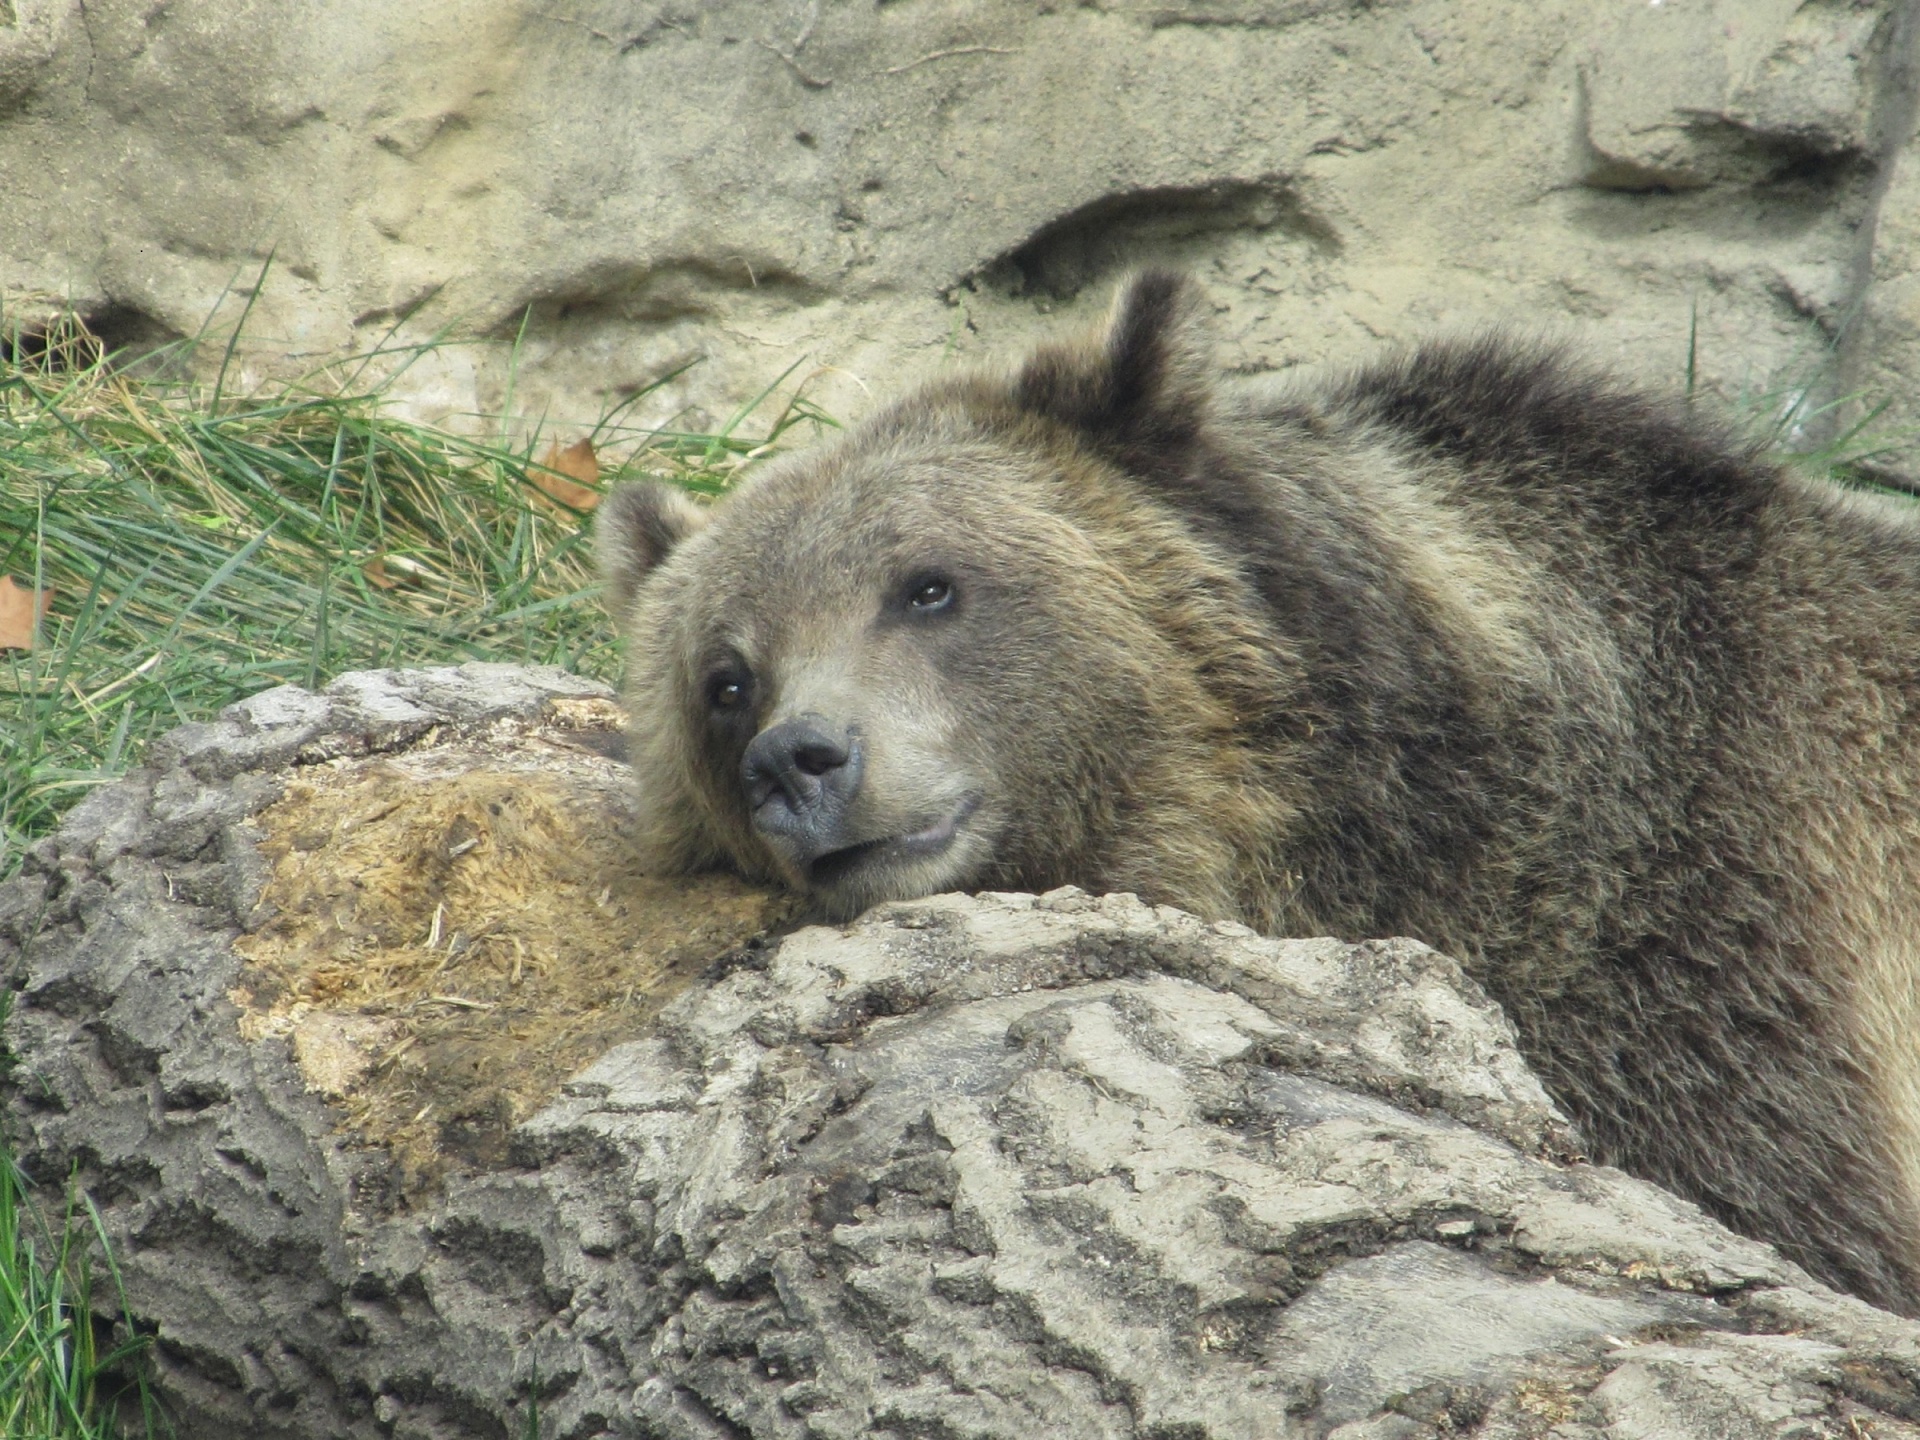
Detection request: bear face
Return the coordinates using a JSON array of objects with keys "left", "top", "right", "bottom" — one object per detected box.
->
[{"left": 598, "top": 290, "right": 1299, "bottom": 920}]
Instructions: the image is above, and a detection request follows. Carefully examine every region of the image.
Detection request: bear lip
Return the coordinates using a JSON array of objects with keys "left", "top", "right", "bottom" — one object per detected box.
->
[{"left": 806, "top": 792, "right": 982, "bottom": 890}]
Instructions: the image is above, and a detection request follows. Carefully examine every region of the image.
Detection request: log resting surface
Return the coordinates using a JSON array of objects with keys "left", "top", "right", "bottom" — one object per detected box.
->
[{"left": 7, "top": 666, "right": 1920, "bottom": 1439}]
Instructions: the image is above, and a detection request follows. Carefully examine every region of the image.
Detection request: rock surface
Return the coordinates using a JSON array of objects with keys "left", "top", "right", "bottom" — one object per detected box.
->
[
  {"left": 9, "top": 665, "right": 1920, "bottom": 1438},
  {"left": 5, "top": 1, "right": 1920, "bottom": 470}
]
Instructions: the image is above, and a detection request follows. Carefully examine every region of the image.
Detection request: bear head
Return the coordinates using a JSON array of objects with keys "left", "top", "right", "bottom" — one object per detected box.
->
[{"left": 597, "top": 272, "right": 1297, "bottom": 921}]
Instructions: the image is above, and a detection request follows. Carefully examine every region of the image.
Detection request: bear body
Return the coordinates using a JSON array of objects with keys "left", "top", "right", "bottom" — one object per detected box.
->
[{"left": 599, "top": 273, "right": 1920, "bottom": 1315}]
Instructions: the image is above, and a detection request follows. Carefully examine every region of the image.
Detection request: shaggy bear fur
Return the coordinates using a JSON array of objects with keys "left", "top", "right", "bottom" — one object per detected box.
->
[{"left": 599, "top": 272, "right": 1920, "bottom": 1316}]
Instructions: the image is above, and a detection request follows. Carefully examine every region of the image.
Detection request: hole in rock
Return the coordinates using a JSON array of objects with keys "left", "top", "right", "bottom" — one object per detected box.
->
[
  {"left": 973, "top": 179, "right": 1341, "bottom": 301},
  {"left": 2, "top": 305, "right": 184, "bottom": 375}
]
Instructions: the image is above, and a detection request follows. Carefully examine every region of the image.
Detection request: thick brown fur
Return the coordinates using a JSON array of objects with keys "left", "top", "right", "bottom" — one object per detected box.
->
[{"left": 600, "top": 271, "right": 1920, "bottom": 1315}]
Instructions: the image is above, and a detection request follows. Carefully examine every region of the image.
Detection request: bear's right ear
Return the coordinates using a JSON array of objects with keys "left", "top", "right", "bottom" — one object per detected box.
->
[
  {"left": 1012, "top": 269, "right": 1214, "bottom": 457},
  {"left": 596, "top": 482, "right": 709, "bottom": 614}
]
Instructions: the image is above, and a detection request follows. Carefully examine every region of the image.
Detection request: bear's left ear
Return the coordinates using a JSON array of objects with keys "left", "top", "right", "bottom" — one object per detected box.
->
[
  {"left": 596, "top": 481, "right": 709, "bottom": 614},
  {"left": 1012, "top": 269, "right": 1214, "bottom": 456}
]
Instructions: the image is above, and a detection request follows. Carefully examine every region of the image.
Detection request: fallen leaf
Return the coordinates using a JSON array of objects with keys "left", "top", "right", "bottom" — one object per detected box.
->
[
  {"left": 362, "top": 554, "right": 428, "bottom": 590},
  {"left": 0, "top": 575, "right": 53, "bottom": 651},
  {"left": 529, "top": 437, "right": 602, "bottom": 512}
]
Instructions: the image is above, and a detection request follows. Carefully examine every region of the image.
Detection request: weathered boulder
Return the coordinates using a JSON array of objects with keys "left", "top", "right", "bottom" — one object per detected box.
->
[
  {"left": 8, "top": 666, "right": 1920, "bottom": 1439},
  {"left": 4, "top": 1, "right": 1919, "bottom": 469}
]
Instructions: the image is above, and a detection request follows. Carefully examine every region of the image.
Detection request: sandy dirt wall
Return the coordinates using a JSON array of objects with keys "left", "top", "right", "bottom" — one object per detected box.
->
[{"left": 3, "top": 1, "right": 1917, "bottom": 469}]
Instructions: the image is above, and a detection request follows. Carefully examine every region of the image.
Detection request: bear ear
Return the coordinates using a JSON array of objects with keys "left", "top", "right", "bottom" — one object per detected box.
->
[
  {"left": 596, "top": 481, "right": 709, "bottom": 613},
  {"left": 1012, "top": 269, "right": 1214, "bottom": 454}
]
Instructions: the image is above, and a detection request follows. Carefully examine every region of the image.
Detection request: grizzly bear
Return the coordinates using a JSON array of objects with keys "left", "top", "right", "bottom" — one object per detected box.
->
[{"left": 598, "top": 271, "right": 1920, "bottom": 1317}]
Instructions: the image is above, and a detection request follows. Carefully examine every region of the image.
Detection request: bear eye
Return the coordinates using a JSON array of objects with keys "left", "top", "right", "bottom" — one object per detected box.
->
[
  {"left": 906, "top": 576, "right": 955, "bottom": 613},
  {"left": 706, "top": 670, "right": 753, "bottom": 713}
]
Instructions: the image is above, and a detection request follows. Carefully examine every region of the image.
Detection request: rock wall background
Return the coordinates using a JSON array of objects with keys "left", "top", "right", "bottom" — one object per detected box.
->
[{"left": 4, "top": 0, "right": 1919, "bottom": 469}]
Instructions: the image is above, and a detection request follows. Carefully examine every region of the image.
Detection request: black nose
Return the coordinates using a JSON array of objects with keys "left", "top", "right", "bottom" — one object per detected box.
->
[{"left": 741, "top": 716, "right": 864, "bottom": 854}]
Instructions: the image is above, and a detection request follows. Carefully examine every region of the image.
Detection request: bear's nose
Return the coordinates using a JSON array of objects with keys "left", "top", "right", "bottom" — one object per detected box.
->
[{"left": 741, "top": 716, "right": 863, "bottom": 846}]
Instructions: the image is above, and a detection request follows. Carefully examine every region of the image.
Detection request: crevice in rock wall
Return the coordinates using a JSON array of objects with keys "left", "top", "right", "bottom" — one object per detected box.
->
[
  {"left": 1565, "top": 179, "right": 1850, "bottom": 251},
  {"left": 963, "top": 179, "right": 1340, "bottom": 303},
  {"left": 1144, "top": 0, "right": 1401, "bottom": 30},
  {"left": 479, "top": 257, "right": 832, "bottom": 417},
  {"left": 1572, "top": 38, "right": 1872, "bottom": 203},
  {"left": 494, "top": 257, "right": 826, "bottom": 337},
  {"left": 1580, "top": 119, "right": 1866, "bottom": 197},
  {"left": 83, "top": 302, "right": 187, "bottom": 368},
  {"left": 0, "top": 301, "right": 185, "bottom": 374}
]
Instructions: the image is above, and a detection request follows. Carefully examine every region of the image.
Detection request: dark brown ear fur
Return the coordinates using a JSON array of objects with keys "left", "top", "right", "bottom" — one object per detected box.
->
[
  {"left": 1013, "top": 269, "right": 1214, "bottom": 455},
  {"left": 596, "top": 481, "right": 709, "bottom": 613}
]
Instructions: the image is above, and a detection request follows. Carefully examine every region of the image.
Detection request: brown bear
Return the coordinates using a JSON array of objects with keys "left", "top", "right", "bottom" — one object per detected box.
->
[{"left": 597, "top": 271, "right": 1920, "bottom": 1317}]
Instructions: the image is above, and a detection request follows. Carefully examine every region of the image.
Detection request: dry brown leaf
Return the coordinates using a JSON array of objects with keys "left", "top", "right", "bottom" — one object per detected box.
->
[
  {"left": 529, "top": 437, "right": 601, "bottom": 512},
  {"left": 362, "top": 554, "right": 431, "bottom": 590},
  {"left": 0, "top": 575, "right": 54, "bottom": 651}
]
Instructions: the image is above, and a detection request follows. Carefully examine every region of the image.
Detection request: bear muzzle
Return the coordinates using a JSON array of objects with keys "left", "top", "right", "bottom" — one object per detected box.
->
[
  {"left": 739, "top": 714, "right": 983, "bottom": 894},
  {"left": 741, "top": 715, "right": 867, "bottom": 866}
]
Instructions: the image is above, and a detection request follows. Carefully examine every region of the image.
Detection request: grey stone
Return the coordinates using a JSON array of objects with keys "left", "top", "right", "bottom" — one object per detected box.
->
[
  {"left": 7, "top": 665, "right": 1920, "bottom": 1438},
  {"left": 144, "top": 663, "right": 614, "bottom": 780},
  {"left": 1263, "top": 1242, "right": 1682, "bottom": 1428}
]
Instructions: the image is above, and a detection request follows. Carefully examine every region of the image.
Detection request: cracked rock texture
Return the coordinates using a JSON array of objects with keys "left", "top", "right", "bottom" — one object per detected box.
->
[
  {"left": 5, "top": 1, "right": 1920, "bottom": 471},
  {"left": 10, "top": 667, "right": 1920, "bottom": 1437}
]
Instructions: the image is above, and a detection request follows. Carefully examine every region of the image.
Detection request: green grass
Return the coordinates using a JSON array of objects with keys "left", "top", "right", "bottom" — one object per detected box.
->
[
  {"left": 0, "top": 316, "right": 831, "bottom": 875},
  {"left": 0, "top": 1084, "right": 165, "bottom": 1439},
  {"left": 1686, "top": 297, "right": 1920, "bottom": 494},
  {"left": 0, "top": 312, "right": 829, "bottom": 1438}
]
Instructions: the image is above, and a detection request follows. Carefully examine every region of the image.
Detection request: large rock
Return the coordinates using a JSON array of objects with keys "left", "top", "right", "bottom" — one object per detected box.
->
[
  {"left": 3, "top": 1, "right": 1918, "bottom": 469},
  {"left": 8, "top": 665, "right": 1920, "bottom": 1439}
]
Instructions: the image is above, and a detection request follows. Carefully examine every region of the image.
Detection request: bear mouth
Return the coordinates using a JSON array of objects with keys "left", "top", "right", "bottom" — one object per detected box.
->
[{"left": 805, "top": 793, "right": 982, "bottom": 890}]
